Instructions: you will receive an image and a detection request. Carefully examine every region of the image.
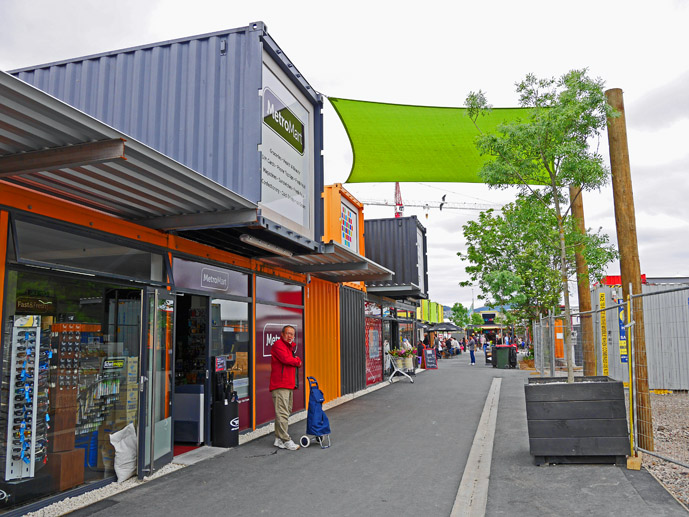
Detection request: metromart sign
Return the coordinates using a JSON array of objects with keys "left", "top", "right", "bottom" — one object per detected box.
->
[{"left": 263, "top": 88, "right": 305, "bottom": 155}]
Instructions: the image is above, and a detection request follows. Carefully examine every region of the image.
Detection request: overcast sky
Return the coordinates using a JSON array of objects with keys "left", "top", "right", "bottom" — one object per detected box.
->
[{"left": 2, "top": 0, "right": 688, "bottom": 310}]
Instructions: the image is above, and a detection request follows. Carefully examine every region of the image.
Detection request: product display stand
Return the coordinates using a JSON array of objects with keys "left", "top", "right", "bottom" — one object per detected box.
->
[
  {"left": 3, "top": 315, "right": 50, "bottom": 481},
  {"left": 46, "top": 323, "right": 87, "bottom": 490}
]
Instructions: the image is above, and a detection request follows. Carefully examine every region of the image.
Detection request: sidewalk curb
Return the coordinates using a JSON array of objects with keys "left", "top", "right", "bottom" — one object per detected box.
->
[{"left": 451, "top": 377, "right": 502, "bottom": 517}]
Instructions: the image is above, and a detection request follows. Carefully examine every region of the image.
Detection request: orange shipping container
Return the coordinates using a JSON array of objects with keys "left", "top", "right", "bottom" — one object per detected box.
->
[{"left": 304, "top": 277, "right": 340, "bottom": 403}]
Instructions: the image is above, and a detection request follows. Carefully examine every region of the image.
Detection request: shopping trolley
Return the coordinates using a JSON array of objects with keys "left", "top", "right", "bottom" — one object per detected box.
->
[{"left": 299, "top": 377, "right": 331, "bottom": 449}]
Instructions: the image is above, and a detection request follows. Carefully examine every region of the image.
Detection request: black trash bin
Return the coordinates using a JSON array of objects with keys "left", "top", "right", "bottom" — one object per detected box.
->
[
  {"left": 509, "top": 346, "right": 518, "bottom": 369},
  {"left": 212, "top": 396, "right": 239, "bottom": 447}
]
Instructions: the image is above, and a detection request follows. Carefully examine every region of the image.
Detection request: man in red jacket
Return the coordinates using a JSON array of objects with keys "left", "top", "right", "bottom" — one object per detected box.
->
[{"left": 270, "top": 325, "right": 302, "bottom": 450}]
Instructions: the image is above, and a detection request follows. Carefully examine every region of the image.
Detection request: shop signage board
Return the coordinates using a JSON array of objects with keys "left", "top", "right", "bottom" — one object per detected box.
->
[
  {"left": 15, "top": 297, "right": 54, "bottom": 314},
  {"left": 618, "top": 305, "right": 628, "bottom": 363},
  {"left": 340, "top": 198, "right": 359, "bottom": 250},
  {"left": 172, "top": 258, "right": 248, "bottom": 297},
  {"left": 600, "top": 293, "right": 609, "bottom": 376},
  {"left": 423, "top": 348, "right": 438, "bottom": 369},
  {"left": 260, "top": 52, "right": 315, "bottom": 240},
  {"left": 262, "top": 323, "right": 299, "bottom": 358}
]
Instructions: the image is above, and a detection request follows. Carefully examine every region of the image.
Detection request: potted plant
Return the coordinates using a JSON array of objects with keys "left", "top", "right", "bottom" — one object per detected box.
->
[
  {"left": 389, "top": 348, "right": 416, "bottom": 370},
  {"left": 524, "top": 377, "right": 630, "bottom": 465}
]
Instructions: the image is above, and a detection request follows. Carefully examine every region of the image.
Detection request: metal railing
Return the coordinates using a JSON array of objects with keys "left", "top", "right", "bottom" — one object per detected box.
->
[{"left": 532, "top": 284, "right": 689, "bottom": 480}]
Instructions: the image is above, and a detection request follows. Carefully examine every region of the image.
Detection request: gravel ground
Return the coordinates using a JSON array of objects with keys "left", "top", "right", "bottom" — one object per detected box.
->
[
  {"left": 24, "top": 463, "right": 185, "bottom": 517},
  {"left": 643, "top": 393, "right": 689, "bottom": 509}
]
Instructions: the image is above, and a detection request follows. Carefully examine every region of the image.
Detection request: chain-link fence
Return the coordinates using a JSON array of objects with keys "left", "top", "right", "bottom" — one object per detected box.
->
[
  {"left": 532, "top": 283, "right": 689, "bottom": 483},
  {"left": 630, "top": 284, "right": 689, "bottom": 501}
]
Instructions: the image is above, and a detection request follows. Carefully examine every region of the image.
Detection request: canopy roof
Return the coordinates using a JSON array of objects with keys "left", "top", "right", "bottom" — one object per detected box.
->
[
  {"left": 329, "top": 98, "right": 530, "bottom": 184},
  {"left": 0, "top": 71, "right": 257, "bottom": 229}
]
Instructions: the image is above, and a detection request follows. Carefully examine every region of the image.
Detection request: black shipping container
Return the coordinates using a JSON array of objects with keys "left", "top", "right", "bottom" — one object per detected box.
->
[
  {"left": 340, "top": 286, "right": 366, "bottom": 395},
  {"left": 364, "top": 216, "right": 428, "bottom": 299}
]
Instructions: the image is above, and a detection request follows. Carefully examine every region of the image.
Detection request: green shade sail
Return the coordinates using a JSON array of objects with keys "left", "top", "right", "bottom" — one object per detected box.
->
[{"left": 328, "top": 97, "right": 530, "bottom": 184}]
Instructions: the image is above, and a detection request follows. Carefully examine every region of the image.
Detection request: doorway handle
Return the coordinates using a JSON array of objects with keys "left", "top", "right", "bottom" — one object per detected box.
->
[{"left": 140, "top": 375, "right": 148, "bottom": 392}]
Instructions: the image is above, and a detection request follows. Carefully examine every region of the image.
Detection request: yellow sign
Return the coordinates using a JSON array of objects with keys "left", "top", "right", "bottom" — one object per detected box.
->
[{"left": 600, "top": 293, "right": 609, "bottom": 376}]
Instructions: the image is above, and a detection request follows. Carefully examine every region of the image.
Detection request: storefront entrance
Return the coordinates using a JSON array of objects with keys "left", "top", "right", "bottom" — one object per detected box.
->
[
  {"left": 172, "top": 294, "right": 209, "bottom": 449},
  {"left": 172, "top": 285, "right": 252, "bottom": 451}
]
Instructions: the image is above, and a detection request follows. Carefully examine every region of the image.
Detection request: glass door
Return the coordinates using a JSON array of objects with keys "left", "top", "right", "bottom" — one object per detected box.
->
[{"left": 138, "top": 288, "right": 174, "bottom": 478}]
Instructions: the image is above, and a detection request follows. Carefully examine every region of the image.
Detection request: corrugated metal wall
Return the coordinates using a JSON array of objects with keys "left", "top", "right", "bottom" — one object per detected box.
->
[
  {"left": 364, "top": 216, "right": 427, "bottom": 293},
  {"left": 13, "top": 26, "right": 263, "bottom": 203},
  {"left": 340, "top": 286, "right": 365, "bottom": 395},
  {"left": 304, "top": 277, "right": 340, "bottom": 403},
  {"left": 592, "top": 284, "right": 689, "bottom": 390}
]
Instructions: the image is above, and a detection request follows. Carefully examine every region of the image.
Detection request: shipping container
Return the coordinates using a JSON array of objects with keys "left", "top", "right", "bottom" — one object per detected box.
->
[
  {"left": 304, "top": 277, "right": 340, "bottom": 403},
  {"left": 340, "top": 286, "right": 366, "bottom": 395},
  {"left": 592, "top": 284, "right": 689, "bottom": 390},
  {"left": 363, "top": 216, "right": 428, "bottom": 299},
  {"left": 11, "top": 21, "right": 324, "bottom": 251}
]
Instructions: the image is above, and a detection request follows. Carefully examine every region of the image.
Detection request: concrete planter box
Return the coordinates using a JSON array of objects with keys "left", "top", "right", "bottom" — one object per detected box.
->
[{"left": 524, "top": 377, "right": 630, "bottom": 466}]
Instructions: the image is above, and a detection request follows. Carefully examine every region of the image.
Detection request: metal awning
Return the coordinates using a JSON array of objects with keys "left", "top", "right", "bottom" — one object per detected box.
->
[
  {"left": 365, "top": 282, "right": 426, "bottom": 299},
  {"left": 261, "top": 240, "right": 393, "bottom": 283},
  {"left": 0, "top": 71, "right": 257, "bottom": 229}
]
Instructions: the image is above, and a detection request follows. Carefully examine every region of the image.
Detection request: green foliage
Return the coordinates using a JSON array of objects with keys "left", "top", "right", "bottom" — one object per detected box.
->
[
  {"left": 459, "top": 194, "right": 617, "bottom": 321},
  {"left": 466, "top": 70, "right": 615, "bottom": 193},
  {"left": 450, "top": 302, "right": 470, "bottom": 328},
  {"left": 464, "top": 69, "right": 618, "bottom": 381},
  {"left": 470, "top": 312, "right": 484, "bottom": 326}
]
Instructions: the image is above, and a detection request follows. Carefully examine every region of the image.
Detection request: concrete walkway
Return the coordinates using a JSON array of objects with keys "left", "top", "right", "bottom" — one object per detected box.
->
[{"left": 69, "top": 353, "right": 687, "bottom": 517}]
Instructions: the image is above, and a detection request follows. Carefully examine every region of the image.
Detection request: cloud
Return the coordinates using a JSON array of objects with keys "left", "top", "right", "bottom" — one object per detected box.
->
[
  {"left": 0, "top": 0, "right": 157, "bottom": 70},
  {"left": 627, "top": 69, "right": 689, "bottom": 129}
]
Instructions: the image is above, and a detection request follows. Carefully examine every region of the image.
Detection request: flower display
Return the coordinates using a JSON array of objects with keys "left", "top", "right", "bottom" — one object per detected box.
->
[{"left": 388, "top": 348, "right": 416, "bottom": 358}]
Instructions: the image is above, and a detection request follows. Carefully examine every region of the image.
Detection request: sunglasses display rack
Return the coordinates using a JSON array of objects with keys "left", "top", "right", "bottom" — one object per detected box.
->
[{"left": 3, "top": 315, "right": 50, "bottom": 481}]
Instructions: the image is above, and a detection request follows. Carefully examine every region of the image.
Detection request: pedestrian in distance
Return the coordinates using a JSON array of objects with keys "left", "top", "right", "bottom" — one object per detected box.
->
[
  {"left": 270, "top": 325, "right": 302, "bottom": 451},
  {"left": 468, "top": 334, "right": 476, "bottom": 365}
]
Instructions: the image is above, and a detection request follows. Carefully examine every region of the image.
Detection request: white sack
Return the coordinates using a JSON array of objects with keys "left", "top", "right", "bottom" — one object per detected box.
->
[{"left": 109, "top": 423, "right": 138, "bottom": 483}]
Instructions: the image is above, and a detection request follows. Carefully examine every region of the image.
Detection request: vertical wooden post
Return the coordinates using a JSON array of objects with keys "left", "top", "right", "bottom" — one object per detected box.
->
[
  {"left": 605, "top": 88, "right": 654, "bottom": 451},
  {"left": 569, "top": 186, "right": 595, "bottom": 376}
]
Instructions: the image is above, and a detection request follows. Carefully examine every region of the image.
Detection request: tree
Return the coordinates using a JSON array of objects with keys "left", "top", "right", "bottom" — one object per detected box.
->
[
  {"left": 465, "top": 69, "right": 616, "bottom": 383},
  {"left": 450, "top": 302, "right": 471, "bottom": 328},
  {"left": 470, "top": 312, "right": 484, "bottom": 326},
  {"left": 459, "top": 193, "right": 616, "bottom": 324}
]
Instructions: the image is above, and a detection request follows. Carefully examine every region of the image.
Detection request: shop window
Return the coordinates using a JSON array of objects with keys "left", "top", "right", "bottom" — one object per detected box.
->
[
  {"left": 6, "top": 223, "right": 16, "bottom": 262},
  {"left": 210, "top": 300, "right": 250, "bottom": 400},
  {"left": 0, "top": 270, "right": 142, "bottom": 509},
  {"left": 254, "top": 303, "right": 304, "bottom": 426},
  {"left": 13, "top": 220, "right": 164, "bottom": 282},
  {"left": 255, "top": 276, "right": 302, "bottom": 306},
  {"left": 399, "top": 322, "right": 414, "bottom": 346}
]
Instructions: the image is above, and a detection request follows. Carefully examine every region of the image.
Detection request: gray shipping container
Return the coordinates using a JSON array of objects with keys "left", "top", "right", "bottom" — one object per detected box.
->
[
  {"left": 364, "top": 216, "right": 428, "bottom": 299},
  {"left": 11, "top": 21, "right": 324, "bottom": 245},
  {"left": 340, "top": 286, "right": 366, "bottom": 396},
  {"left": 592, "top": 284, "right": 689, "bottom": 390}
]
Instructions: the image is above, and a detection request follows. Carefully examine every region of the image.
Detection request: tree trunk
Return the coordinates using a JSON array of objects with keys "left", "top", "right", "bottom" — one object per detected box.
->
[
  {"left": 569, "top": 186, "right": 595, "bottom": 376},
  {"left": 553, "top": 194, "right": 574, "bottom": 383},
  {"left": 605, "top": 88, "right": 653, "bottom": 451}
]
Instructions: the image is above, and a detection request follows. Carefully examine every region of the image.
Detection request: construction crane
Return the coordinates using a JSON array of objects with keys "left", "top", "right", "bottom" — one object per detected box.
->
[
  {"left": 361, "top": 197, "right": 500, "bottom": 213},
  {"left": 361, "top": 183, "right": 501, "bottom": 217},
  {"left": 394, "top": 182, "right": 404, "bottom": 218}
]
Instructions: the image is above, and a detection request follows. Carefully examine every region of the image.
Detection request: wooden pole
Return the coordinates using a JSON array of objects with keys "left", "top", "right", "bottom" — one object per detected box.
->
[
  {"left": 605, "top": 88, "right": 654, "bottom": 451},
  {"left": 569, "top": 186, "right": 596, "bottom": 376}
]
